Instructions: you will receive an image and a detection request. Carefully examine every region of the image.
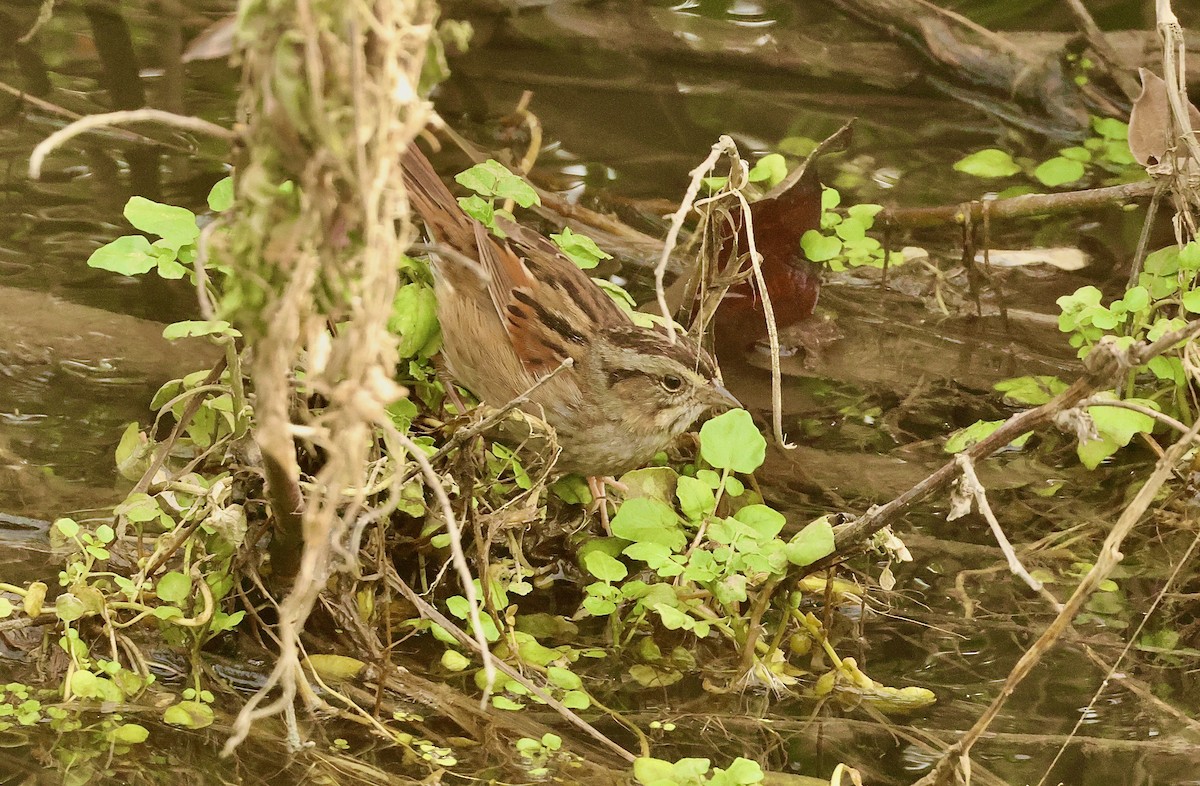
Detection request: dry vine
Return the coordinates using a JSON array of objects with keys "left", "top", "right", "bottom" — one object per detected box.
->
[{"left": 216, "top": 0, "right": 438, "bottom": 753}]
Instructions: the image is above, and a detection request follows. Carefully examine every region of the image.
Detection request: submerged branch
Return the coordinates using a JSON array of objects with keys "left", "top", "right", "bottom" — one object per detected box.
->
[{"left": 881, "top": 179, "right": 1157, "bottom": 229}]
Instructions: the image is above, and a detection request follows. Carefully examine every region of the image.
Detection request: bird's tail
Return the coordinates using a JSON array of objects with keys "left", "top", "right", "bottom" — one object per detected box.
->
[{"left": 401, "top": 143, "right": 473, "bottom": 249}]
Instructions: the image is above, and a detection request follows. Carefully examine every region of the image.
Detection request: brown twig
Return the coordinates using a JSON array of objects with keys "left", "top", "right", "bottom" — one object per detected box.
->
[
  {"left": 914, "top": 417, "right": 1200, "bottom": 785},
  {"left": 803, "top": 319, "right": 1200, "bottom": 576},
  {"left": 951, "top": 455, "right": 1061, "bottom": 609},
  {"left": 881, "top": 179, "right": 1156, "bottom": 230}
]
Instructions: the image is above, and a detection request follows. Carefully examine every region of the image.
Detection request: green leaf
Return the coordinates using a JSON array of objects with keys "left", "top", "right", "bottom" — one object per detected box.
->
[
  {"left": 547, "top": 666, "right": 582, "bottom": 690},
  {"left": 800, "top": 229, "right": 842, "bottom": 263},
  {"left": 611, "top": 498, "right": 686, "bottom": 550},
  {"left": 386, "top": 397, "right": 419, "bottom": 431},
  {"left": 1102, "top": 139, "right": 1135, "bottom": 166},
  {"left": 70, "top": 671, "right": 122, "bottom": 701},
  {"left": 719, "top": 758, "right": 764, "bottom": 786},
  {"left": 1091, "top": 116, "right": 1128, "bottom": 140},
  {"left": 1058, "top": 285, "right": 1104, "bottom": 311},
  {"left": 1089, "top": 307, "right": 1120, "bottom": 330},
  {"left": 653, "top": 603, "right": 693, "bottom": 630},
  {"left": 1058, "top": 146, "right": 1092, "bottom": 162},
  {"left": 515, "top": 737, "right": 542, "bottom": 754},
  {"left": 441, "top": 650, "right": 470, "bottom": 672},
  {"left": 109, "top": 723, "right": 150, "bottom": 745},
  {"left": 156, "top": 572, "right": 191, "bottom": 604},
  {"left": 634, "top": 757, "right": 677, "bottom": 786},
  {"left": 620, "top": 467, "right": 679, "bottom": 504},
  {"left": 207, "top": 177, "right": 233, "bottom": 212},
  {"left": 455, "top": 160, "right": 539, "bottom": 208},
  {"left": 514, "top": 613, "right": 578, "bottom": 640},
  {"left": 115, "top": 422, "right": 150, "bottom": 482},
  {"left": 550, "top": 226, "right": 612, "bottom": 270},
  {"left": 55, "top": 594, "right": 87, "bottom": 623},
  {"left": 390, "top": 283, "right": 442, "bottom": 358},
  {"left": 1143, "top": 246, "right": 1180, "bottom": 276},
  {"left": 1119, "top": 285, "right": 1150, "bottom": 313},
  {"left": 582, "top": 595, "right": 617, "bottom": 616},
  {"left": 163, "top": 700, "right": 214, "bottom": 729},
  {"left": 1182, "top": 289, "right": 1200, "bottom": 313},
  {"left": 778, "top": 136, "right": 817, "bottom": 157},
  {"left": 699, "top": 409, "right": 766, "bottom": 473},
  {"left": 622, "top": 541, "right": 675, "bottom": 569},
  {"left": 953, "top": 149, "right": 1021, "bottom": 178},
  {"left": 1076, "top": 395, "right": 1157, "bottom": 469},
  {"left": 672, "top": 758, "right": 712, "bottom": 780},
  {"left": 549, "top": 474, "right": 591, "bottom": 506},
  {"left": 456, "top": 194, "right": 500, "bottom": 234},
  {"left": 1033, "top": 157, "right": 1086, "bottom": 187},
  {"left": 713, "top": 574, "right": 748, "bottom": 605},
  {"left": 561, "top": 690, "right": 591, "bottom": 709},
  {"left": 846, "top": 203, "right": 882, "bottom": 223},
  {"left": 209, "top": 610, "right": 245, "bottom": 633},
  {"left": 1088, "top": 398, "right": 1156, "bottom": 446},
  {"left": 1179, "top": 242, "right": 1200, "bottom": 271},
  {"left": 834, "top": 216, "right": 867, "bottom": 241},
  {"left": 124, "top": 197, "right": 199, "bottom": 250},
  {"left": 305, "top": 654, "right": 367, "bottom": 681},
  {"left": 1077, "top": 434, "right": 1120, "bottom": 470},
  {"left": 784, "top": 517, "right": 835, "bottom": 566},
  {"left": 583, "top": 551, "right": 628, "bottom": 582},
  {"left": 492, "top": 695, "right": 524, "bottom": 711},
  {"left": 577, "top": 537, "right": 626, "bottom": 567},
  {"left": 54, "top": 518, "right": 80, "bottom": 539},
  {"left": 732, "top": 505, "right": 785, "bottom": 540},
  {"left": 676, "top": 475, "right": 715, "bottom": 521},
  {"left": 748, "top": 153, "right": 787, "bottom": 186},
  {"left": 993, "top": 376, "right": 1067, "bottom": 406},
  {"left": 946, "top": 420, "right": 1013, "bottom": 453},
  {"left": 87, "top": 235, "right": 157, "bottom": 276},
  {"left": 592, "top": 277, "right": 638, "bottom": 311}
]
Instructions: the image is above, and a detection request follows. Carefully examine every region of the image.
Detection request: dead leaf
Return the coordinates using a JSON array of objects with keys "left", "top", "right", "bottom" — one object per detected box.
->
[{"left": 1127, "top": 68, "right": 1200, "bottom": 167}]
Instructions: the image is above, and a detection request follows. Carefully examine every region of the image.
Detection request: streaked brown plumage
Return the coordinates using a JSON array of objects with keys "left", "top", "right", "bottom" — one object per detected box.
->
[{"left": 401, "top": 144, "right": 737, "bottom": 476}]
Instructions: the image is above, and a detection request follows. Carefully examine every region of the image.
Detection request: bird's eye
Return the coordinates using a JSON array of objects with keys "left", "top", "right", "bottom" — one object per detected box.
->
[{"left": 661, "top": 374, "right": 684, "bottom": 393}]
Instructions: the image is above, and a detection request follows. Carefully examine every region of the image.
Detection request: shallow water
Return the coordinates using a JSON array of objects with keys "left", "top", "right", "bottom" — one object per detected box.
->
[{"left": 2, "top": 0, "right": 1199, "bottom": 783}]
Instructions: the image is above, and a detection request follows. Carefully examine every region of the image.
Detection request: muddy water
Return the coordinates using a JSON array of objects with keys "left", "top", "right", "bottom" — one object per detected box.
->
[{"left": 2, "top": 1, "right": 1197, "bottom": 784}]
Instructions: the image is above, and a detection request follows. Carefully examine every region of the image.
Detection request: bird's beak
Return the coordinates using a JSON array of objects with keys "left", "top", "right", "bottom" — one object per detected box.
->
[{"left": 709, "top": 381, "right": 742, "bottom": 411}]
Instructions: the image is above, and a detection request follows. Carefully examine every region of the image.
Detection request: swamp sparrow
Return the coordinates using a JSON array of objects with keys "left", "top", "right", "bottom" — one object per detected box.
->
[{"left": 402, "top": 144, "right": 738, "bottom": 476}]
